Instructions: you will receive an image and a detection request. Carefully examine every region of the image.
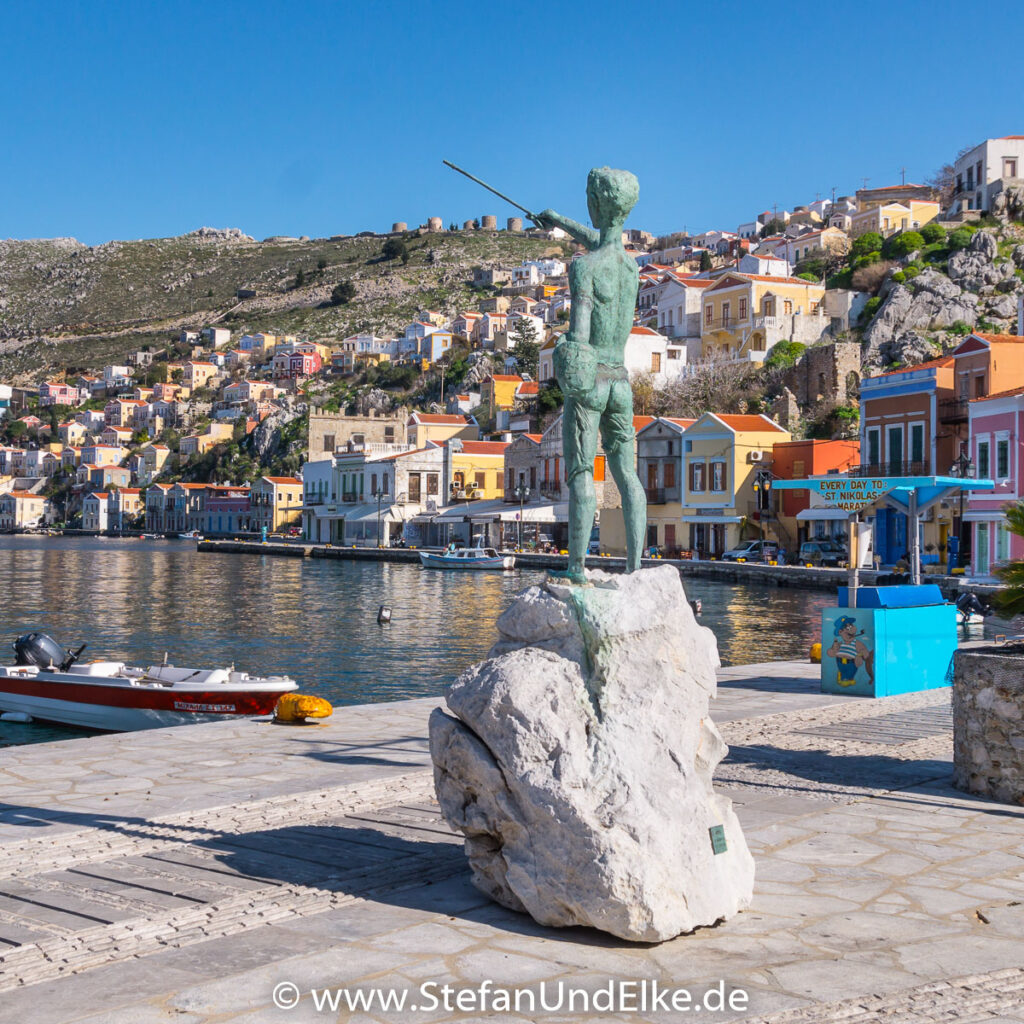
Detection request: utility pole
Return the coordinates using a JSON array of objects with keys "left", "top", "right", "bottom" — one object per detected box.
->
[
  {"left": 900, "top": 166, "right": 907, "bottom": 186},
  {"left": 861, "top": 177, "right": 870, "bottom": 191}
]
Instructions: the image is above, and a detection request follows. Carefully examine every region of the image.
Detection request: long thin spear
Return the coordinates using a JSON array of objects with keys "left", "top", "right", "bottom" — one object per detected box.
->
[{"left": 442, "top": 160, "right": 537, "bottom": 220}]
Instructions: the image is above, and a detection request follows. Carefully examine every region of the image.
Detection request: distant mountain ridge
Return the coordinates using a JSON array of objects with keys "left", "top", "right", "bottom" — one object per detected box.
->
[{"left": 0, "top": 227, "right": 561, "bottom": 382}]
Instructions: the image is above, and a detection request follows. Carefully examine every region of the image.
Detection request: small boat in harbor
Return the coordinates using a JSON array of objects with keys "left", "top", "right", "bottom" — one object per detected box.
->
[
  {"left": 0, "top": 633, "right": 297, "bottom": 731},
  {"left": 177, "top": 530, "right": 203, "bottom": 540},
  {"left": 419, "top": 546, "right": 515, "bottom": 570}
]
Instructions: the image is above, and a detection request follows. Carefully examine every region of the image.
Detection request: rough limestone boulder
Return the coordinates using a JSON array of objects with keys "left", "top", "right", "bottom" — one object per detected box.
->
[
  {"left": 863, "top": 269, "right": 979, "bottom": 368},
  {"left": 429, "top": 566, "right": 755, "bottom": 942},
  {"left": 948, "top": 231, "right": 1015, "bottom": 294}
]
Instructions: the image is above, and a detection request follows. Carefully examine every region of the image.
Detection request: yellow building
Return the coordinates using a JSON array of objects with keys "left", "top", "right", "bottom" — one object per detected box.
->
[
  {"left": 481, "top": 375, "right": 523, "bottom": 419},
  {"left": 183, "top": 361, "right": 218, "bottom": 390},
  {"left": 250, "top": 476, "right": 303, "bottom": 534},
  {"left": 679, "top": 413, "right": 790, "bottom": 557},
  {"left": 406, "top": 412, "right": 479, "bottom": 448},
  {"left": 700, "top": 273, "right": 825, "bottom": 361},
  {"left": 849, "top": 200, "right": 939, "bottom": 238},
  {"left": 448, "top": 439, "right": 509, "bottom": 500}
]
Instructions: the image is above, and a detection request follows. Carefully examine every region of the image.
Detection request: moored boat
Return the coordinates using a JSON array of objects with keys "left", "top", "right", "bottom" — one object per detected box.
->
[
  {"left": 0, "top": 633, "right": 297, "bottom": 732},
  {"left": 419, "top": 546, "right": 515, "bottom": 570}
]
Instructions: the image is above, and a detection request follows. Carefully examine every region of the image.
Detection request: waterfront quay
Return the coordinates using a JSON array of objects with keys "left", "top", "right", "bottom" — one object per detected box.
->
[
  {"left": 1, "top": 662, "right": 1022, "bottom": 1023},
  {"left": 199, "top": 538, "right": 989, "bottom": 599}
]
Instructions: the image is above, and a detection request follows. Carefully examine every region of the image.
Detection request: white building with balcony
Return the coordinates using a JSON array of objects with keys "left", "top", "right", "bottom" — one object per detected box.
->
[{"left": 949, "top": 135, "right": 1024, "bottom": 215}]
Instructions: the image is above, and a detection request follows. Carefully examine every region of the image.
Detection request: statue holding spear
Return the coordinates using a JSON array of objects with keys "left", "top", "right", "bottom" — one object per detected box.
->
[{"left": 444, "top": 161, "right": 647, "bottom": 583}]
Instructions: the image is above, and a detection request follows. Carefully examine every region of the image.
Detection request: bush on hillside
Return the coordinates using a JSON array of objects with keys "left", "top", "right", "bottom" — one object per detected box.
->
[
  {"left": 796, "top": 271, "right": 819, "bottom": 282},
  {"left": 891, "top": 270, "right": 906, "bottom": 283},
  {"left": 853, "top": 252, "right": 882, "bottom": 270},
  {"left": 949, "top": 320, "right": 971, "bottom": 336},
  {"left": 330, "top": 280, "right": 357, "bottom": 305},
  {"left": 920, "top": 222, "right": 946, "bottom": 245},
  {"left": 850, "top": 232, "right": 884, "bottom": 260},
  {"left": 851, "top": 260, "right": 898, "bottom": 293},
  {"left": 763, "top": 340, "right": 806, "bottom": 370},
  {"left": 883, "top": 230, "right": 925, "bottom": 259},
  {"left": 948, "top": 227, "right": 975, "bottom": 251},
  {"left": 859, "top": 296, "right": 882, "bottom": 324}
]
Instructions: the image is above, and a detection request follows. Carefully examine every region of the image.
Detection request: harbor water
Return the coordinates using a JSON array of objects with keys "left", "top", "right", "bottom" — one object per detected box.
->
[{"left": 0, "top": 535, "right": 992, "bottom": 747}]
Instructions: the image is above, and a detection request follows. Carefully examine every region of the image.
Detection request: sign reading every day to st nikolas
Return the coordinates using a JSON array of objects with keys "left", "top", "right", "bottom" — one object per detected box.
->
[{"left": 812, "top": 478, "right": 894, "bottom": 512}]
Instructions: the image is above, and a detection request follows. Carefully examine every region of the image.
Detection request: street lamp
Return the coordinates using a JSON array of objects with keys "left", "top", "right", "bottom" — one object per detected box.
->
[
  {"left": 513, "top": 481, "right": 530, "bottom": 551},
  {"left": 952, "top": 450, "right": 974, "bottom": 570},
  {"left": 752, "top": 470, "right": 772, "bottom": 559}
]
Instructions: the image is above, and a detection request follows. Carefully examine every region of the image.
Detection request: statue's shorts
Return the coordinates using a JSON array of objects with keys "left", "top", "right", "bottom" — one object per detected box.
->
[{"left": 563, "top": 364, "right": 634, "bottom": 482}]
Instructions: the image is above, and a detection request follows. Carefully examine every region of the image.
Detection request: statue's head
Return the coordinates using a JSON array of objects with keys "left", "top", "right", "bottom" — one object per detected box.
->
[{"left": 587, "top": 167, "right": 639, "bottom": 229}]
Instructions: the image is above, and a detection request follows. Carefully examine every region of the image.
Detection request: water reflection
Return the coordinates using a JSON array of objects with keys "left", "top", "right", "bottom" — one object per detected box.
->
[{"left": 0, "top": 536, "right": 1013, "bottom": 747}]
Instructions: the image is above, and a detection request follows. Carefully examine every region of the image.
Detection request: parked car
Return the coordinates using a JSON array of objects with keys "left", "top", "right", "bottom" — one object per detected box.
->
[
  {"left": 799, "top": 540, "right": 846, "bottom": 566},
  {"left": 721, "top": 539, "right": 779, "bottom": 562}
]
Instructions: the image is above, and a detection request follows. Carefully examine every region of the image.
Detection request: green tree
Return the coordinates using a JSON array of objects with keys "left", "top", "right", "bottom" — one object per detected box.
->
[
  {"left": 537, "top": 380, "right": 563, "bottom": 413},
  {"left": 699, "top": 250, "right": 713, "bottom": 271},
  {"left": 850, "top": 232, "right": 884, "bottom": 261},
  {"left": 295, "top": 269, "right": 306, "bottom": 288},
  {"left": 317, "top": 258, "right": 327, "bottom": 270},
  {"left": 994, "top": 502, "right": 1024, "bottom": 617},
  {"left": 331, "top": 280, "right": 357, "bottom": 305},
  {"left": 948, "top": 227, "right": 974, "bottom": 251},
  {"left": 382, "top": 237, "right": 407, "bottom": 261},
  {"left": 919, "top": 222, "right": 946, "bottom": 245},
  {"left": 759, "top": 219, "right": 786, "bottom": 237},
  {"left": 508, "top": 318, "right": 540, "bottom": 378},
  {"left": 763, "top": 340, "right": 806, "bottom": 370},
  {"left": 882, "top": 231, "right": 925, "bottom": 259}
]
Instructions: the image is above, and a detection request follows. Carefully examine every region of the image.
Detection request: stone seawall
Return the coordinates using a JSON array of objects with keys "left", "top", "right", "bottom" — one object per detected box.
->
[{"left": 952, "top": 646, "right": 1024, "bottom": 805}]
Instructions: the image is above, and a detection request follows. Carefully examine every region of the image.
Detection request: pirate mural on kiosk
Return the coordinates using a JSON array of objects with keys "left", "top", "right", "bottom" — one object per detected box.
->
[{"left": 826, "top": 615, "right": 875, "bottom": 688}]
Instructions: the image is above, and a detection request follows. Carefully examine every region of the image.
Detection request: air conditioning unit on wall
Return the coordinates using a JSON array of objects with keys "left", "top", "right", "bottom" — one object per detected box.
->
[{"left": 749, "top": 450, "right": 764, "bottom": 463}]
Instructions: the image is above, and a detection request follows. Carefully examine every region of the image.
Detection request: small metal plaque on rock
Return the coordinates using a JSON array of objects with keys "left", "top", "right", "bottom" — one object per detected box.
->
[{"left": 709, "top": 825, "right": 727, "bottom": 855}]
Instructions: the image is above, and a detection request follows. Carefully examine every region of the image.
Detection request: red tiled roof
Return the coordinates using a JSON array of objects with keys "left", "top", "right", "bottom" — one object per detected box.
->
[
  {"left": 456, "top": 441, "right": 509, "bottom": 455},
  {"left": 714, "top": 414, "right": 787, "bottom": 432},
  {"left": 262, "top": 476, "right": 301, "bottom": 485},
  {"left": 517, "top": 382, "right": 540, "bottom": 395},
  {"left": 971, "top": 333, "right": 1024, "bottom": 345},
  {"left": 7, "top": 491, "right": 43, "bottom": 499},
  {"left": 523, "top": 433, "right": 543, "bottom": 443},
  {"left": 490, "top": 375, "right": 524, "bottom": 382},
  {"left": 633, "top": 416, "right": 655, "bottom": 431},
  {"left": 409, "top": 413, "right": 470, "bottom": 425},
  {"left": 971, "top": 385, "right": 1024, "bottom": 402},
  {"left": 664, "top": 417, "right": 696, "bottom": 428},
  {"left": 629, "top": 327, "right": 662, "bottom": 337},
  {"left": 87, "top": 492, "right": 110, "bottom": 500}
]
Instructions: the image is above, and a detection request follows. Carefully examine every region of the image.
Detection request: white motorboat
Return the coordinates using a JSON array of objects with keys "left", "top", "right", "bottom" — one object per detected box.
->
[
  {"left": 419, "top": 546, "right": 515, "bottom": 570},
  {"left": 177, "top": 530, "right": 203, "bottom": 539},
  {"left": 0, "top": 633, "right": 298, "bottom": 732}
]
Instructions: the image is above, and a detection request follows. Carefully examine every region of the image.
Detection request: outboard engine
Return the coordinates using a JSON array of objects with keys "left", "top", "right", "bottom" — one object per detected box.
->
[
  {"left": 13, "top": 633, "right": 87, "bottom": 672},
  {"left": 956, "top": 593, "right": 990, "bottom": 619}
]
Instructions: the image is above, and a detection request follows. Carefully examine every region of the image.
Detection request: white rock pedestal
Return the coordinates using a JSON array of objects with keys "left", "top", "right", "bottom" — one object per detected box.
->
[{"left": 429, "top": 566, "right": 755, "bottom": 942}]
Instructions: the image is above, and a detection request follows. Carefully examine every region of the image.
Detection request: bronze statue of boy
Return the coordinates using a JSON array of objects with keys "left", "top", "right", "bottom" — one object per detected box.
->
[{"left": 533, "top": 168, "right": 646, "bottom": 583}]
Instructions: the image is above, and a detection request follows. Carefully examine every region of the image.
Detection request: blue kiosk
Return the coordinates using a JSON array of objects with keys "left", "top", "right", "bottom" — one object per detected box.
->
[{"left": 774, "top": 474, "right": 994, "bottom": 697}]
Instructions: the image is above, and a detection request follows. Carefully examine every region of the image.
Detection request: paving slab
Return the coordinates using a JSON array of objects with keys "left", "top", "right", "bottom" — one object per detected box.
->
[{"left": 0, "top": 661, "right": 1022, "bottom": 1023}]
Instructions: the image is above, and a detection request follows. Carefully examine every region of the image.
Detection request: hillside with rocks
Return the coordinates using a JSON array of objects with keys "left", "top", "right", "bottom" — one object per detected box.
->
[
  {"left": 858, "top": 221, "right": 1024, "bottom": 370},
  {"left": 0, "top": 227, "right": 564, "bottom": 383}
]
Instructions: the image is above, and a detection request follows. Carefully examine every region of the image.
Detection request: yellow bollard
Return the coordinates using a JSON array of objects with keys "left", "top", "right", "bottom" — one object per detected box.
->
[
  {"left": 274, "top": 693, "right": 333, "bottom": 724},
  {"left": 809, "top": 642, "right": 822, "bottom": 664}
]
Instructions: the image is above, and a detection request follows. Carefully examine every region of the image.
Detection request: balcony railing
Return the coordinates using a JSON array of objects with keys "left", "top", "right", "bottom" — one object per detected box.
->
[
  {"left": 703, "top": 316, "right": 746, "bottom": 332},
  {"left": 939, "top": 397, "right": 968, "bottom": 423},
  {"left": 646, "top": 487, "right": 666, "bottom": 504},
  {"left": 539, "top": 481, "right": 562, "bottom": 499}
]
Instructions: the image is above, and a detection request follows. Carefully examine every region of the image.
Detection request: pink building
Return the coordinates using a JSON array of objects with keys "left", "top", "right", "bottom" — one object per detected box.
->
[
  {"left": 966, "top": 385, "right": 1024, "bottom": 576},
  {"left": 205, "top": 486, "right": 252, "bottom": 535},
  {"left": 288, "top": 350, "right": 322, "bottom": 378}
]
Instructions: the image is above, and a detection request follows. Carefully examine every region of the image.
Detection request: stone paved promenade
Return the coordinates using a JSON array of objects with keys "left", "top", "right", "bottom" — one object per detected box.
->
[{"left": 0, "top": 662, "right": 1022, "bottom": 1023}]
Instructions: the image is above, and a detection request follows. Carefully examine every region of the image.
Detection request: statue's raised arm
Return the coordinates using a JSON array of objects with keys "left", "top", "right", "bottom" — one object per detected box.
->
[{"left": 532, "top": 209, "right": 599, "bottom": 250}]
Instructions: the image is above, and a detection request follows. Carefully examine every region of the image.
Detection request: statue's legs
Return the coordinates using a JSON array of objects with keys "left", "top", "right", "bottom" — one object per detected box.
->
[
  {"left": 564, "top": 395, "right": 601, "bottom": 582},
  {"left": 602, "top": 379, "right": 646, "bottom": 573}
]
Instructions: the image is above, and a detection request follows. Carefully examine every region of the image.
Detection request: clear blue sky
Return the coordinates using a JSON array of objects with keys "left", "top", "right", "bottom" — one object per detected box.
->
[{"left": 4, "top": 0, "right": 1023, "bottom": 245}]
